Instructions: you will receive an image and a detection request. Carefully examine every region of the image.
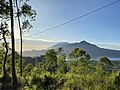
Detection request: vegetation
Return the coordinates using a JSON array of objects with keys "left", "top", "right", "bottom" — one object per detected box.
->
[
  {"left": 0, "top": 0, "right": 120, "bottom": 90},
  {"left": 0, "top": 47, "right": 120, "bottom": 90},
  {"left": 0, "top": 0, "right": 36, "bottom": 89}
]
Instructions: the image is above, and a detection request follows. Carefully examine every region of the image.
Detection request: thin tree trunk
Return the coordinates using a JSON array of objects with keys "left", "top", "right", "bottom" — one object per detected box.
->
[
  {"left": 9, "top": 0, "right": 17, "bottom": 88},
  {"left": 1, "top": 31, "right": 9, "bottom": 89},
  {"left": 15, "top": 0, "right": 23, "bottom": 77},
  {"left": 3, "top": 31, "right": 8, "bottom": 79},
  {"left": 20, "top": 29, "right": 22, "bottom": 77}
]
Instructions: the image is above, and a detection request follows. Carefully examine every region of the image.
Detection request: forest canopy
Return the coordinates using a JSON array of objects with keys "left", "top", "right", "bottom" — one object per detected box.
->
[{"left": 0, "top": 47, "right": 120, "bottom": 90}]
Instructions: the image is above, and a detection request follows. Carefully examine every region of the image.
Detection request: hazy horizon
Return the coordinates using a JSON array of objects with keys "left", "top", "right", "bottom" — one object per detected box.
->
[
  {"left": 15, "top": 40, "right": 120, "bottom": 52},
  {"left": 13, "top": 0, "right": 120, "bottom": 52}
]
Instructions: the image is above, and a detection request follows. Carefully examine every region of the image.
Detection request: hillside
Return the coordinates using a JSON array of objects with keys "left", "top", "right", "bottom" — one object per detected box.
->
[
  {"left": 60, "top": 41, "right": 120, "bottom": 60},
  {"left": 23, "top": 41, "right": 120, "bottom": 60}
]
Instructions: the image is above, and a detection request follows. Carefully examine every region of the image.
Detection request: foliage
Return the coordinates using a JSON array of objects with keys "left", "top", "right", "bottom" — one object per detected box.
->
[
  {"left": 0, "top": 0, "right": 37, "bottom": 88},
  {"left": 0, "top": 48, "right": 120, "bottom": 89}
]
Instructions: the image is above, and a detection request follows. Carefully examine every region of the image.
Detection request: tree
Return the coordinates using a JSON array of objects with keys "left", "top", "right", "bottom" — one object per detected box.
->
[
  {"left": 9, "top": 0, "right": 18, "bottom": 88},
  {"left": 68, "top": 48, "right": 90, "bottom": 64},
  {"left": 0, "top": 0, "right": 17, "bottom": 88},
  {"left": 114, "top": 72, "right": 120, "bottom": 90},
  {"left": 68, "top": 48, "right": 91, "bottom": 75},
  {"left": 0, "top": 48, "right": 3, "bottom": 74},
  {"left": 44, "top": 49, "right": 57, "bottom": 74},
  {"left": 99, "top": 56, "right": 113, "bottom": 66},
  {"left": 0, "top": 22, "right": 10, "bottom": 82},
  {"left": 0, "top": 1, "right": 36, "bottom": 89},
  {"left": 15, "top": 0, "right": 23, "bottom": 77},
  {"left": 98, "top": 56, "right": 113, "bottom": 71},
  {"left": 0, "top": 0, "right": 36, "bottom": 78},
  {"left": 23, "top": 63, "right": 33, "bottom": 77},
  {"left": 0, "top": 0, "right": 10, "bottom": 20},
  {"left": 0, "top": 0, "right": 11, "bottom": 83},
  {"left": 15, "top": 0, "right": 36, "bottom": 77},
  {"left": 69, "top": 48, "right": 86, "bottom": 60},
  {"left": 57, "top": 48, "right": 67, "bottom": 74}
]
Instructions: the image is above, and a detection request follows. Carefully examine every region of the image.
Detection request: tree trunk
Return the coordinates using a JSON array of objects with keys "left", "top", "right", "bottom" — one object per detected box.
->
[
  {"left": 3, "top": 31, "right": 8, "bottom": 79},
  {"left": 1, "top": 31, "right": 9, "bottom": 89},
  {"left": 9, "top": 0, "right": 18, "bottom": 88},
  {"left": 15, "top": 0, "right": 23, "bottom": 77},
  {"left": 20, "top": 30, "right": 22, "bottom": 77}
]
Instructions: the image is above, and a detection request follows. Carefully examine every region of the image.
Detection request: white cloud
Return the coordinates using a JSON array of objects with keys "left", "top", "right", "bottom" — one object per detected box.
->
[
  {"left": 22, "top": 37, "right": 55, "bottom": 42},
  {"left": 16, "top": 43, "right": 51, "bottom": 52},
  {"left": 97, "top": 43, "right": 120, "bottom": 50}
]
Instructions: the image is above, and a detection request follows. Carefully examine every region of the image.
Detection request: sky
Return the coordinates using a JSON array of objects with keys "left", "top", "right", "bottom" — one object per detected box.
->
[{"left": 14, "top": 0, "right": 120, "bottom": 51}]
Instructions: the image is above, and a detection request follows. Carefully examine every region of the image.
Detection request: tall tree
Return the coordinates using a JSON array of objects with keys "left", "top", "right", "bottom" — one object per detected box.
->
[
  {"left": 0, "top": 0, "right": 36, "bottom": 79},
  {"left": 9, "top": 0, "right": 18, "bottom": 88},
  {"left": 15, "top": 0, "right": 23, "bottom": 77},
  {"left": 0, "top": 22, "right": 9, "bottom": 81},
  {"left": 0, "top": 2, "right": 11, "bottom": 88},
  {"left": 15, "top": 0, "right": 36, "bottom": 77}
]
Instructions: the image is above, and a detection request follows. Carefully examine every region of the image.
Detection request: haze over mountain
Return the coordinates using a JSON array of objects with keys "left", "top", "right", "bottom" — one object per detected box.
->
[
  {"left": 50, "top": 42, "right": 69, "bottom": 49},
  {"left": 23, "top": 41, "right": 120, "bottom": 60}
]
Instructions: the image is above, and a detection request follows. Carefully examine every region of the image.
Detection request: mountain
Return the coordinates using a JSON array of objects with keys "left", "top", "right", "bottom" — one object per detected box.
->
[
  {"left": 23, "top": 50, "right": 46, "bottom": 57},
  {"left": 51, "top": 40, "right": 120, "bottom": 60},
  {"left": 22, "top": 42, "right": 69, "bottom": 57},
  {"left": 50, "top": 42, "right": 69, "bottom": 49},
  {"left": 23, "top": 41, "right": 120, "bottom": 60}
]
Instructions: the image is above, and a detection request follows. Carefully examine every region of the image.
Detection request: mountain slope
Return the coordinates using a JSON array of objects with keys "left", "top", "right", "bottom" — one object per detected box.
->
[
  {"left": 50, "top": 42, "right": 69, "bottom": 49},
  {"left": 23, "top": 41, "right": 120, "bottom": 60},
  {"left": 61, "top": 41, "right": 120, "bottom": 59},
  {"left": 23, "top": 50, "right": 46, "bottom": 57}
]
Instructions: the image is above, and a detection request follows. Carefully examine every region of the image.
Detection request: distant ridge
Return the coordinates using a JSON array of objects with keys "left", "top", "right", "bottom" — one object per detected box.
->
[
  {"left": 23, "top": 50, "right": 46, "bottom": 57},
  {"left": 50, "top": 42, "right": 69, "bottom": 49},
  {"left": 23, "top": 41, "right": 120, "bottom": 60}
]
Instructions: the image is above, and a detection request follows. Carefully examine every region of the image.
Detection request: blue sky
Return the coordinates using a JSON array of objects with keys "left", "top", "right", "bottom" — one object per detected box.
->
[{"left": 20, "top": 0, "right": 120, "bottom": 51}]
